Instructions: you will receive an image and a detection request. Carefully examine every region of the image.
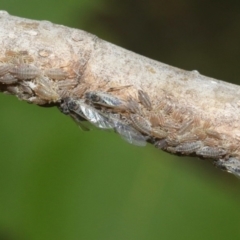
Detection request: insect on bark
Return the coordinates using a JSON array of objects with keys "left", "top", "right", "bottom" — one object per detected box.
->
[
  {"left": 66, "top": 98, "right": 113, "bottom": 129},
  {"left": 45, "top": 68, "right": 68, "bottom": 80},
  {"left": 138, "top": 90, "right": 152, "bottom": 110},
  {"left": 9, "top": 64, "right": 40, "bottom": 80},
  {"left": 85, "top": 91, "right": 124, "bottom": 108},
  {"left": 196, "top": 146, "right": 227, "bottom": 159},
  {"left": 130, "top": 114, "right": 152, "bottom": 135},
  {"left": 174, "top": 141, "right": 202, "bottom": 154}
]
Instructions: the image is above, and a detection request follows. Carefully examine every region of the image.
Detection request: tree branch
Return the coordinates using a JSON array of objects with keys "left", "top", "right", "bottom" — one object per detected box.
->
[{"left": 1, "top": 11, "right": 240, "bottom": 177}]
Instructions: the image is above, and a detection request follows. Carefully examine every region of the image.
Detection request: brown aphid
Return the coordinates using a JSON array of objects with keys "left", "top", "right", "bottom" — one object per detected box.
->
[
  {"left": 171, "top": 110, "right": 183, "bottom": 122},
  {"left": 130, "top": 114, "right": 152, "bottom": 135},
  {"left": 33, "top": 77, "right": 60, "bottom": 102},
  {"left": 45, "top": 68, "right": 68, "bottom": 80},
  {"left": 151, "top": 128, "right": 168, "bottom": 139},
  {"left": 149, "top": 114, "right": 165, "bottom": 127},
  {"left": 57, "top": 79, "right": 78, "bottom": 90},
  {"left": 203, "top": 137, "right": 218, "bottom": 147},
  {"left": 28, "top": 96, "right": 48, "bottom": 105},
  {"left": 205, "top": 129, "right": 222, "bottom": 140},
  {"left": 0, "top": 64, "right": 11, "bottom": 76},
  {"left": 178, "top": 119, "right": 193, "bottom": 135},
  {"left": 138, "top": 89, "right": 152, "bottom": 110},
  {"left": 175, "top": 141, "right": 202, "bottom": 154},
  {"left": 9, "top": 64, "right": 40, "bottom": 80},
  {"left": 0, "top": 74, "right": 18, "bottom": 84},
  {"left": 178, "top": 133, "right": 199, "bottom": 143},
  {"left": 196, "top": 146, "right": 227, "bottom": 159},
  {"left": 127, "top": 98, "right": 141, "bottom": 113},
  {"left": 192, "top": 128, "right": 207, "bottom": 140},
  {"left": 162, "top": 121, "right": 180, "bottom": 131},
  {"left": 166, "top": 133, "right": 179, "bottom": 146}
]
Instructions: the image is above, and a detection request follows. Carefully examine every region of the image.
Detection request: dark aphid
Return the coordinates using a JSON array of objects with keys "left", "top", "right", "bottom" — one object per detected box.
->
[
  {"left": 215, "top": 158, "right": 240, "bottom": 178},
  {"left": 67, "top": 98, "right": 113, "bottom": 129},
  {"left": 154, "top": 139, "right": 168, "bottom": 149},
  {"left": 130, "top": 114, "right": 152, "bottom": 135},
  {"left": 9, "top": 64, "right": 40, "bottom": 80},
  {"left": 196, "top": 146, "right": 227, "bottom": 159},
  {"left": 138, "top": 89, "right": 152, "bottom": 110},
  {"left": 175, "top": 141, "right": 202, "bottom": 154},
  {"left": 85, "top": 91, "right": 124, "bottom": 108},
  {"left": 45, "top": 68, "right": 68, "bottom": 80}
]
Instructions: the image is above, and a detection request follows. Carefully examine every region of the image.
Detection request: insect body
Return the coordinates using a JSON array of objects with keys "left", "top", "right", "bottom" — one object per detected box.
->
[
  {"left": 0, "top": 74, "right": 18, "bottom": 84},
  {"left": 85, "top": 91, "right": 124, "bottom": 108},
  {"left": 66, "top": 98, "right": 112, "bottom": 129},
  {"left": 0, "top": 64, "right": 11, "bottom": 76},
  {"left": 130, "top": 114, "right": 152, "bottom": 135},
  {"left": 215, "top": 158, "right": 240, "bottom": 177},
  {"left": 138, "top": 90, "right": 152, "bottom": 110},
  {"left": 106, "top": 113, "right": 147, "bottom": 146},
  {"left": 9, "top": 64, "right": 40, "bottom": 80},
  {"left": 196, "top": 146, "right": 227, "bottom": 159},
  {"left": 175, "top": 141, "right": 202, "bottom": 154},
  {"left": 45, "top": 68, "right": 68, "bottom": 80}
]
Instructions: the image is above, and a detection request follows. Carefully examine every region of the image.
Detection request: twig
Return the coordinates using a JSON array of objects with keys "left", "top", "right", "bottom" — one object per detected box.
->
[{"left": 0, "top": 11, "right": 240, "bottom": 177}]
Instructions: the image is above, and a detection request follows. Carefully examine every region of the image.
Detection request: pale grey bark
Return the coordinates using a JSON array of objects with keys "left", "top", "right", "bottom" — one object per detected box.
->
[{"left": 0, "top": 11, "right": 240, "bottom": 177}]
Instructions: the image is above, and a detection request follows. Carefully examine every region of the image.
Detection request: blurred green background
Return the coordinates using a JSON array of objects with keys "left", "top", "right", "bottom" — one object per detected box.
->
[{"left": 0, "top": 1, "right": 240, "bottom": 240}]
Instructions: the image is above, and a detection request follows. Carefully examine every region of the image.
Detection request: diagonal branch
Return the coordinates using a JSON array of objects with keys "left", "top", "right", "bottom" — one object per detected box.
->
[{"left": 0, "top": 11, "right": 240, "bottom": 177}]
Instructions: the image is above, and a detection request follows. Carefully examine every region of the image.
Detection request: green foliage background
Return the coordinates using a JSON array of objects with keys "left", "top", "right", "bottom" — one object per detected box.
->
[{"left": 0, "top": 1, "right": 240, "bottom": 239}]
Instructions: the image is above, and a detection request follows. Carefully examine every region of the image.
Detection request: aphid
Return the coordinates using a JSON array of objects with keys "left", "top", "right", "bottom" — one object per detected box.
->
[
  {"left": 215, "top": 158, "right": 240, "bottom": 177},
  {"left": 130, "top": 114, "right": 152, "bottom": 135},
  {"left": 32, "top": 77, "right": 60, "bottom": 102},
  {"left": 138, "top": 89, "right": 152, "bottom": 110},
  {"left": 151, "top": 128, "right": 168, "bottom": 139},
  {"left": 57, "top": 79, "right": 78, "bottom": 90},
  {"left": 0, "top": 73, "right": 18, "bottom": 84},
  {"left": 205, "top": 129, "right": 222, "bottom": 140},
  {"left": 9, "top": 64, "right": 40, "bottom": 80},
  {"left": 127, "top": 98, "right": 141, "bottom": 113},
  {"left": 178, "top": 119, "right": 193, "bottom": 134},
  {"left": 0, "top": 64, "right": 11, "bottom": 76},
  {"left": 175, "top": 141, "right": 202, "bottom": 154},
  {"left": 67, "top": 98, "right": 113, "bottom": 129},
  {"left": 149, "top": 113, "right": 165, "bottom": 127},
  {"left": 154, "top": 139, "right": 168, "bottom": 149},
  {"left": 59, "top": 98, "right": 90, "bottom": 131},
  {"left": 85, "top": 91, "right": 124, "bottom": 108},
  {"left": 196, "top": 146, "right": 227, "bottom": 159},
  {"left": 178, "top": 133, "right": 199, "bottom": 143},
  {"left": 44, "top": 68, "right": 68, "bottom": 80}
]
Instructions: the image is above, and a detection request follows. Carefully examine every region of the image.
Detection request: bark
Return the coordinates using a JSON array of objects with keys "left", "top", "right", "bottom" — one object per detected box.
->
[{"left": 0, "top": 11, "right": 240, "bottom": 177}]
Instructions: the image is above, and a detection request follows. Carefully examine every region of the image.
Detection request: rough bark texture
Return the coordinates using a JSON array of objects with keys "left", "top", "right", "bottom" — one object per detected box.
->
[{"left": 1, "top": 11, "right": 240, "bottom": 177}]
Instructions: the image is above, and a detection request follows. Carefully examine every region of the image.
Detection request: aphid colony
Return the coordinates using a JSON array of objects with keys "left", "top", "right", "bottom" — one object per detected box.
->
[
  {"left": 0, "top": 51, "right": 238, "bottom": 177},
  {"left": 59, "top": 90, "right": 233, "bottom": 166},
  {"left": 0, "top": 50, "right": 73, "bottom": 104}
]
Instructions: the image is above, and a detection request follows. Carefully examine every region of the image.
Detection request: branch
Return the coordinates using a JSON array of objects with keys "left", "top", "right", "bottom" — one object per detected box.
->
[{"left": 0, "top": 11, "right": 240, "bottom": 177}]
